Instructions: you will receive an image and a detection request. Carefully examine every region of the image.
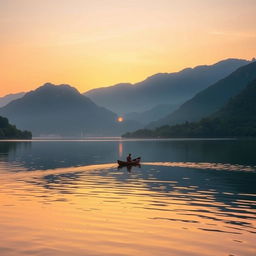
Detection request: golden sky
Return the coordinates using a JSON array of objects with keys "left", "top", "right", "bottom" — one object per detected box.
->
[{"left": 0, "top": 0, "right": 256, "bottom": 96}]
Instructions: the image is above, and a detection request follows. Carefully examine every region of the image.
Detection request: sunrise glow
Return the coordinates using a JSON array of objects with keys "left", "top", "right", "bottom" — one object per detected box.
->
[
  {"left": 1, "top": 0, "right": 256, "bottom": 96},
  {"left": 117, "top": 117, "right": 124, "bottom": 122}
]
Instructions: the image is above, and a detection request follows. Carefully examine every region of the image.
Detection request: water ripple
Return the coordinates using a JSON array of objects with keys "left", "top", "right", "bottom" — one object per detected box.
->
[
  {"left": 0, "top": 161, "right": 255, "bottom": 256},
  {"left": 144, "top": 162, "right": 256, "bottom": 172}
]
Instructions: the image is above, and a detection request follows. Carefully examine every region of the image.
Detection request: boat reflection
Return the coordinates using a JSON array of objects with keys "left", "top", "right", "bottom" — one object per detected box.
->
[{"left": 118, "top": 164, "right": 141, "bottom": 172}]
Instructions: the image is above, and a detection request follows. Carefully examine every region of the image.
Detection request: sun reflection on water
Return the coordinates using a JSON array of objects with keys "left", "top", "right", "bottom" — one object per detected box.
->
[{"left": 0, "top": 161, "right": 255, "bottom": 256}]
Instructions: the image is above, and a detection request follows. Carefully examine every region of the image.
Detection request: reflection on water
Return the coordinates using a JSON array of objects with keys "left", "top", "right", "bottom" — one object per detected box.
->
[
  {"left": 144, "top": 161, "right": 256, "bottom": 172},
  {"left": 118, "top": 141, "right": 123, "bottom": 158},
  {"left": 1, "top": 139, "right": 256, "bottom": 170},
  {"left": 0, "top": 140, "right": 255, "bottom": 256}
]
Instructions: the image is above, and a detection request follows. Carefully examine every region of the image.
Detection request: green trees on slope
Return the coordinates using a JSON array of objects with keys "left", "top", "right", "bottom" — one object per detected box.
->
[{"left": 0, "top": 116, "right": 32, "bottom": 139}]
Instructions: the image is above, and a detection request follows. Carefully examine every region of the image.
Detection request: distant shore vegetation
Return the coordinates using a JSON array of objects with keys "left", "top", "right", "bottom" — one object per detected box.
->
[
  {"left": 122, "top": 118, "right": 256, "bottom": 139},
  {"left": 0, "top": 116, "right": 32, "bottom": 139}
]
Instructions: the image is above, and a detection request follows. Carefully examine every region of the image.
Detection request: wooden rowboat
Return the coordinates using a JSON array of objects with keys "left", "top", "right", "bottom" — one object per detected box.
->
[{"left": 117, "top": 157, "right": 141, "bottom": 166}]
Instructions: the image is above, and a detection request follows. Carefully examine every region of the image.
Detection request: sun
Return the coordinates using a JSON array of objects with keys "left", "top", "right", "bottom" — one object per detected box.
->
[{"left": 117, "top": 117, "right": 124, "bottom": 122}]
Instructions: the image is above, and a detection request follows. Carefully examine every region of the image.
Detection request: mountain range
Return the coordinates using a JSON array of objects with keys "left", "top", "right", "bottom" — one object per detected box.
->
[
  {"left": 0, "top": 92, "right": 25, "bottom": 108},
  {"left": 0, "top": 83, "right": 140, "bottom": 137},
  {"left": 84, "top": 58, "right": 250, "bottom": 114},
  {"left": 124, "top": 103, "right": 178, "bottom": 125},
  {"left": 1, "top": 57, "right": 254, "bottom": 138},
  {"left": 123, "top": 78, "right": 256, "bottom": 138},
  {"left": 149, "top": 61, "right": 256, "bottom": 128}
]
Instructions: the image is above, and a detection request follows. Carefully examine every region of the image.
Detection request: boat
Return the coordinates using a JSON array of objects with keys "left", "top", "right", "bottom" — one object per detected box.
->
[{"left": 117, "top": 157, "right": 141, "bottom": 166}]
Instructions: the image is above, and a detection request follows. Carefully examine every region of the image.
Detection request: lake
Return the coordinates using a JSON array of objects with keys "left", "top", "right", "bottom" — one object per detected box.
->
[{"left": 0, "top": 139, "right": 255, "bottom": 256}]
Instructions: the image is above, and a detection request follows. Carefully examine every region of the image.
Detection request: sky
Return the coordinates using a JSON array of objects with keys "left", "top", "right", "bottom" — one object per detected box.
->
[{"left": 0, "top": 0, "right": 256, "bottom": 96}]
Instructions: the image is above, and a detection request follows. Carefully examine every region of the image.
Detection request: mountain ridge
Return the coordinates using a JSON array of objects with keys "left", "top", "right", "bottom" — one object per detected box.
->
[
  {"left": 0, "top": 92, "right": 26, "bottom": 108},
  {"left": 0, "top": 83, "right": 138, "bottom": 137},
  {"left": 149, "top": 60, "right": 256, "bottom": 128},
  {"left": 123, "top": 79, "right": 256, "bottom": 138},
  {"left": 84, "top": 58, "right": 250, "bottom": 114}
]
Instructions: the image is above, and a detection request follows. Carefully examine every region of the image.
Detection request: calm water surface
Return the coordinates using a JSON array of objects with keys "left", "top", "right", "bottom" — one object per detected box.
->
[{"left": 0, "top": 139, "right": 255, "bottom": 256}]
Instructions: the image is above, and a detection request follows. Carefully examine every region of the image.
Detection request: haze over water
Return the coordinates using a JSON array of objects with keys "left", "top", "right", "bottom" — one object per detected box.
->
[{"left": 0, "top": 139, "right": 255, "bottom": 256}]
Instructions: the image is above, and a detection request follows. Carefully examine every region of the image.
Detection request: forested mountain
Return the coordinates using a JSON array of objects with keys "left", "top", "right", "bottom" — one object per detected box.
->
[
  {"left": 0, "top": 83, "right": 140, "bottom": 137},
  {"left": 123, "top": 79, "right": 256, "bottom": 138},
  {"left": 85, "top": 59, "right": 249, "bottom": 114},
  {"left": 149, "top": 61, "right": 256, "bottom": 128},
  {"left": 0, "top": 116, "right": 31, "bottom": 139}
]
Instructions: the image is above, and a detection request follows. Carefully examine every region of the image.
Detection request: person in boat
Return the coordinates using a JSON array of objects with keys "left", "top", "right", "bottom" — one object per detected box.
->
[{"left": 126, "top": 153, "right": 132, "bottom": 162}]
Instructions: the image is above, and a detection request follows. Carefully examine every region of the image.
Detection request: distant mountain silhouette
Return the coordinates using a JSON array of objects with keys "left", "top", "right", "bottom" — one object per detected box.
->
[
  {"left": 0, "top": 92, "right": 25, "bottom": 108},
  {"left": 124, "top": 103, "right": 179, "bottom": 125},
  {"left": 123, "top": 79, "right": 256, "bottom": 138},
  {"left": 0, "top": 83, "right": 140, "bottom": 137},
  {"left": 84, "top": 59, "right": 250, "bottom": 114},
  {"left": 0, "top": 115, "right": 31, "bottom": 139},
  {"left": 149, "top": 60, "right": 256, "bottom": 128}
]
